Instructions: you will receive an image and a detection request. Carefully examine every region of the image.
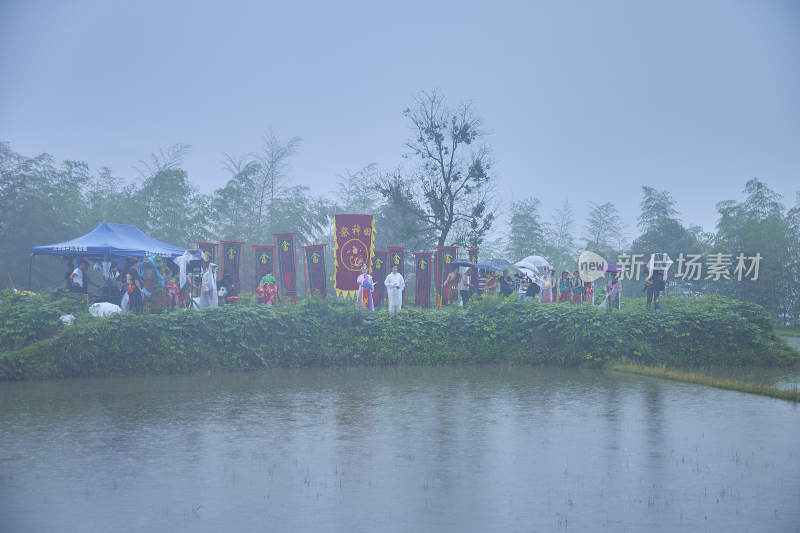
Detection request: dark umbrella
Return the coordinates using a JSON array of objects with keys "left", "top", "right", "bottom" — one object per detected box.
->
[
  {"left": 490, "top": 258, "right": 512, "bottom": 268},
  {"left": 450, "top": 258, "right": 475, "bottom": 268},
  {"left": 476, "top": 261, "right": 503, "bottom": 272}
]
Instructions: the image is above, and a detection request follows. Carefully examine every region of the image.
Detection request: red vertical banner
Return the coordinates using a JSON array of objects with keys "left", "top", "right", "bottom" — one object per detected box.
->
[
  {"left": 387, "top": 247, "right": 406, "bottom": 304},
  {"left": 197, "top": 242, "right": 218, "bottom": 265},
  {"left": 333, "top": 214, "right": 375, "bottom": 297},
  {"left": 468, "top": 248, "right": 479, "bottom": 266},
  {"left": 414, "top": 252, "right": 433, "bottom": 307},
  {"left": 303, "top": 244, "right": 327, "bottom": 298},
  {"left": 274, "top": 233, "right": 297, "bottom": 303},
  {"left": 371, "top": 251, "right": 388, "bottom": 307},
  {"left": 252, "top": 245, "right": 275, "bottom": 292},
  {"left": 220, "top": 241, "right": 245, "bottom": 294},
  {"left": 435, "top": 246, "right": 459, "bottom": 307}
]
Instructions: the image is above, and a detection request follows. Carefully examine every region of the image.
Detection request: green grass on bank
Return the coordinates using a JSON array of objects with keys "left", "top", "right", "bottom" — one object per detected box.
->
[
  {"left": 609, "top": 363, "right": 800, "bottom": 402},
  {"left": 1, "top": 290, "right": 798, "bottom": 381},
  {"left": 775, "top": 326, "right": 800, "bottom": 337}
]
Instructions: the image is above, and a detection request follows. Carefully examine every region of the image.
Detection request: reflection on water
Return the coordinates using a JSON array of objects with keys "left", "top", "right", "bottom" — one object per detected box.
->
[{"left": 1, "top": 366, "right": 799, "bottom": 533}]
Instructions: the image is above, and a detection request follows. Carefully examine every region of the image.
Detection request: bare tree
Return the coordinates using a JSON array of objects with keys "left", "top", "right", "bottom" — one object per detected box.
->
[{"left": 379, "top": 90, "right": 495, "bottom": 247}]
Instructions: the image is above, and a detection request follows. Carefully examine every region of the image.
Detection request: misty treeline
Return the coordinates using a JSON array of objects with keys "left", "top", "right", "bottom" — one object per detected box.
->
[
  {"left": 2, "top": 91, "right": 799, "bottom": 323},
  {"left": 507, "top": 181, "right": 800, "bottom": 324}
]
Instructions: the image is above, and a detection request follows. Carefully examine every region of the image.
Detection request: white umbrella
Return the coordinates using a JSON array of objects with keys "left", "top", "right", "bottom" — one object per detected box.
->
[
  {"left": 514, "top": 255, "right": 551, "bottom": 272},
  {"left": 518, "top": 267, "right": 543, "bottom": 287}
]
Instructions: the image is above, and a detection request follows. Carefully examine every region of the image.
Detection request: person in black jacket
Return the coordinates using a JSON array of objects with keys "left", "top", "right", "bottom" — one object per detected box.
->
[{"left": 499, "top": 269, "right": 515, "bottom": 297}]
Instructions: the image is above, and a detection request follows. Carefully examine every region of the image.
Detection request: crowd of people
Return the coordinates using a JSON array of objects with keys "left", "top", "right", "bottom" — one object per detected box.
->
[
  {"left": 64, "top": 256, "right": 632, "bottom": 314},
  {"left": 436, "top": 265, "right": 624, "bottom": 311},
  {"left": 346, "top": 263, "right": 627, "bottom": 313}
]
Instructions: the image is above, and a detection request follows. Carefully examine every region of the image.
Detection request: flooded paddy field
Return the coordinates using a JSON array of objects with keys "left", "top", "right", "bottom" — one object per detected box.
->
[{"left": 2, "top": 366, "right": 798, "bottom": 532}]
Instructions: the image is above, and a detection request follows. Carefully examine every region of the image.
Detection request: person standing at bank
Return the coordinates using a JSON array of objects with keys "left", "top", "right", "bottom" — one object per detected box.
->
[
  {"left": 125, "top": 259, "right": 144, "bottom": 313},
  {"left": 69, "top": 259, "right": 90, "bottom": 294},
  {"left": 570, "top": 270, "right": 584, "bottom": 306},
  {"left": 606, "top": 273, "right": 622, "bottom": 311},
  {"left": 459, "top": 267, "right": 472, "bottom": 306},
  {"left": 384, "top": 264, "right": 405, "bottom": 313},
  {"left": 356, "top": 264, "right": 375, "bottom": 311},
  {"left": 558, "top": 271, "right": 571, "bottom": 302}
]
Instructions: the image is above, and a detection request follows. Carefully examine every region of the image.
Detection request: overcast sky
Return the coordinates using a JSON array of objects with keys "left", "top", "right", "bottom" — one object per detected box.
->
[{"left": 2, "top": 0, "right": 798, "bottom": 240}]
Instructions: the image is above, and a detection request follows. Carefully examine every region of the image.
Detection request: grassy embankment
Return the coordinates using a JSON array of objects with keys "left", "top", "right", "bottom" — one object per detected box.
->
[
  {"left": 608, "top": 363, "right": 800, "bottom": 402},
  {"left": 0, "top": 290, "right": 797, "bottom": 383}
]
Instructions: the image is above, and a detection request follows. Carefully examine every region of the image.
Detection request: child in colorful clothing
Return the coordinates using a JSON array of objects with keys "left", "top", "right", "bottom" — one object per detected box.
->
[
  {"left": 558, "top": 271, "right": 571, "bottom": 302},
  {"left": 570, "top": 270, "right": 584, "bottom": 305},
  {"left": 356, "top": 264, "right": 375, "bottom": 311},
  {"left": 165, "top": 266, "right": 181, "bottom": 309},
  {"left": 257, "top": 270, "right": 281, "bottom": 306},
  {"left": 583, "top": 281, "right": 593, "bottom": 306}
]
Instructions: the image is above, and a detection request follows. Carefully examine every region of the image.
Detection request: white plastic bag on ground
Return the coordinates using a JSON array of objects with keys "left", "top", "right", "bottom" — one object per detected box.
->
[
  {"left": 59, "top": 314, "right": 75, "bottom": 326},
  {"left": 89, "top": 302, "right": 123, "bottom": 317}
]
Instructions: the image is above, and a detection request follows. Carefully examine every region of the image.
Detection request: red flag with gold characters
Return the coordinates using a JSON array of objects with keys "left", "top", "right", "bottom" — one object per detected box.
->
[
  {"left": 197, "top": 242, "right": 218, "bottom": 265},
  {"left": 221, "top": 241, "right": 245, "bottom": 294},
  {"left": 468, "top": 248, "right": 479, "bottom": 266},
  {"left": 371, "top": 251, "right": 388, "bottom": 307},
  {"left": 274, "top": 233, "right": 297, "bottom": 301},
  {"left": 333, "top": 214, "right": 375, "bottom": 297},
  {"left": 436, "top": 245, "right": 459, "bottom": 307},
  {"left": 414, "top": 252, "right": 433, "bottom": 307},
  {"left": 252, "top": 245, "right": 275, "bottom": 290},
  {"left": 303, "top": 244, "right": 327, "bottom": 298}
]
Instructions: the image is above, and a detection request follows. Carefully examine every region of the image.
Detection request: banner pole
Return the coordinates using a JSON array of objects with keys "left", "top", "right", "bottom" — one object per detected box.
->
[
  {"left": 302, "top": 245, "right": 309, "bottom": 298},
  {"left": 242, "top": 242, "right": 247, "bottom": 293}
]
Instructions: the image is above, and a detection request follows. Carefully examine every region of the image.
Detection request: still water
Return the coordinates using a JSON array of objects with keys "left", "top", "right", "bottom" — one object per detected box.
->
[{"left": 2, "top": 366, "right": 799, "bottom": 533}]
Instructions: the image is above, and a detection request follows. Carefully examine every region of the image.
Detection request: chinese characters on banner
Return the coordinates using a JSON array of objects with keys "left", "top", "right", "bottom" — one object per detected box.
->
[
  {"left": 303, "top": 244, "right": 327, "bottom": 298},
  {"left": 614, "top": 252, "right": 763, "bottom": 281},
  {"left": 274, "top": 233, "right": 297, "bottom": 301},
  {"left": 415, "top": 252, "right": 433, "bottom": 307},
  {"left": 468, "top": 248, "right": 479, "bottom": 265},
  {"left": 387, "top": 246, "right": 406, "bottom": 304},
  {"left": 371, "top": 251, "right": 388, "bottom": 307},
  {"left": 435, "top": 246, "right": 458, "bottom": 307},
  {"left": 333, "top": 214, "right": 375, "bottom": 297},
  {"left": 252, "top": 245, "right": 275, "bottom": 290},
  {"left": 220, "top": 241, "right": 244, "bottom": 294},
  {"left": 197, "top": 242, "right": 218, "bottom": 265}
]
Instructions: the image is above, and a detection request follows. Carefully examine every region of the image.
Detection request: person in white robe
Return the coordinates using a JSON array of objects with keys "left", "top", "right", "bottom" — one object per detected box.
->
[
  {"left": 197, "top": 263, "right": 218, "bottom": 308},
  {"left": 384, "top": 264, "right": 405, "bottom": 313}
]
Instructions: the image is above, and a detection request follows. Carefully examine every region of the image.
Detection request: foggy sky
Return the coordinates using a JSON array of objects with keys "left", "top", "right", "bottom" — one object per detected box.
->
[{"left": 2, "top": 0, "right": 798, "bottom": 239}]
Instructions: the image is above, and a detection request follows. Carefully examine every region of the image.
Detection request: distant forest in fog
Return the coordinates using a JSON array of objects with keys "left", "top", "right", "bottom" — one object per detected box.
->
[{"left": 2, "top": 93, "right": 799, "bottom": 323}]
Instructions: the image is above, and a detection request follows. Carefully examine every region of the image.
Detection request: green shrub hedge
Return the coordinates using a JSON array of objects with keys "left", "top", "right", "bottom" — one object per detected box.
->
[
  {"left": 0, "top": 292, "right": 796, "bottom": 380},
  {"left": 0, "top": 289, "right": 85, "bottom": 351}
]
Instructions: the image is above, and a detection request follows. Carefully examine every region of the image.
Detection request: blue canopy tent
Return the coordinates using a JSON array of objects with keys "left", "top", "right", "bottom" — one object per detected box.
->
[{"left": 29, "top": 222, "right": 185, "bottom": 288}]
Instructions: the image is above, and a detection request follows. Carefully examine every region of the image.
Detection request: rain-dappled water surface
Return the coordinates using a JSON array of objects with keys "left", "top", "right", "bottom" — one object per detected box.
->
[{"left": 1, "top": 366, "right": 799, "bottom": 533}]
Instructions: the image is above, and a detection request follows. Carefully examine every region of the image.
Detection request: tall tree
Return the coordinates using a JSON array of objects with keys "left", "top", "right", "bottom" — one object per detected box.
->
[
  {"left": 133, "top": 144, "right": 192, "bottom": 179},
  {"left": 378, "top": 90, "right": 495, "bottom": 247},
  {"left": 582, "top": 201, "right": 624, "bottom": 254},
  {"left": 335, "top": 163, "right": 381, "bottom": 213},
  {"left": 544, "top": 200, "right": 577, "bottom": 273},
  {"left": 253, "top": 131, "right": 301, "bottom": 230},
  {"left": 638, "top": 186, "right": 679, "bottom": 232},
  {"left": 506, "top": 197, "right": 546, "bottom": 261},
  {"left": 372, "top": 173, "right": 435, "bottom": 251},
  {"left": 714, "top": 179, "right": 798, "bottom": 322},
  {"left": 135, "top": 168, "right": 204, "bottom": 247}
]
